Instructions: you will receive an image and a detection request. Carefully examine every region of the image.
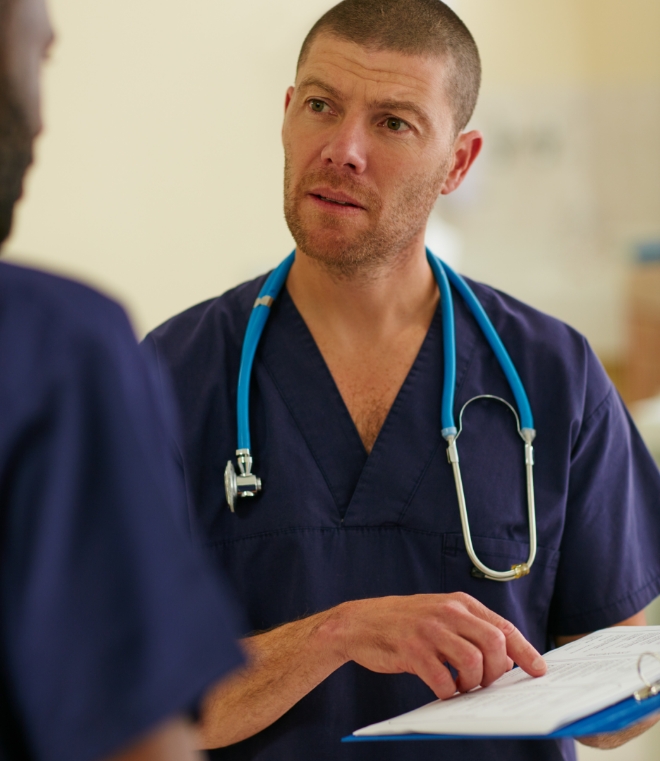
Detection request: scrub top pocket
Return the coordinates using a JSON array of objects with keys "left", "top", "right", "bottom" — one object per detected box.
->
[{"left": 443, "top": 533, "right": 560, "bottom": 648}]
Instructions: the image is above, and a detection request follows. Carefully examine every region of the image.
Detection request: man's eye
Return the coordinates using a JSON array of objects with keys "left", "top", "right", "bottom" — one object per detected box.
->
[
  {"left": 385, "top": 117, "right": 409, "bottom": 132},
  {"left": 309, "top": 100, "right": 327, "bottom": 113}
]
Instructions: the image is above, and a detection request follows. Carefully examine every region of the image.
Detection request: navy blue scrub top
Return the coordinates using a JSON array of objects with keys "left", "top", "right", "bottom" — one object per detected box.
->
[
  {"left": 0, "top": 263, "right": 244, "bottom": 761},
  {"left": 144, "top": 263, "right": 660, "bottom": 761}
]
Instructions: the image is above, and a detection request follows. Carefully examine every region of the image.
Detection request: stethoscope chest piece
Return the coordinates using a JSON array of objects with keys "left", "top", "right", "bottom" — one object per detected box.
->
[
  {"left": 224, "top": 449, "right": 262, "bottom": 513},
  {"left": 224, "top": 461, "right": 237, "bottom": 513},
  {"left": 226, "top": 252, "right": 294, "bottom": 513}
]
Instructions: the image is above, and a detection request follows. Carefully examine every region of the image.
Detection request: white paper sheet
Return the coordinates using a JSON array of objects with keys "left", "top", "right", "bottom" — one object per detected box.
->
[{"left": 353, "top": 626, "right": 660, "bottom": 737}]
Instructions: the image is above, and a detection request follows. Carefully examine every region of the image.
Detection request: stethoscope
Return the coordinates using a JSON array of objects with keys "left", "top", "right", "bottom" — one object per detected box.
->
[{"left": 224, "top": 249, "right": 537, "bottom": 582}]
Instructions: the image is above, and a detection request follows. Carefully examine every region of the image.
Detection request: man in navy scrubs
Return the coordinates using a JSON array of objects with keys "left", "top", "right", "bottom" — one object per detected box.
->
[
  {"left": 0, "top": 1, "right": 244, "bottom": 759},
  {"left": 145, "top": 1, "right": 660, "bottom": 759}
]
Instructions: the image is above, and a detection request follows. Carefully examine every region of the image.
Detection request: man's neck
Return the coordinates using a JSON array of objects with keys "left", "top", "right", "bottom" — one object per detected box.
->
[
  {"left": 286, "top": 237, "right": 438, "bottom": 344},
  {"left": 285, "top": 236, "right": 439, "bottom": 454}
]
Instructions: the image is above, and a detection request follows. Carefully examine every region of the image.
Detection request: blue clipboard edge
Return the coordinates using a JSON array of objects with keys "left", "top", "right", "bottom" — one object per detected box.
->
[{"left": 342, "top": 691, "right": 660, "bottom": 742}]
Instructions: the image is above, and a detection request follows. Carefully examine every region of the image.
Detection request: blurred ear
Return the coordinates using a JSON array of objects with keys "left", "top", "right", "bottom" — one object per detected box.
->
[
  {"left": 440, "top": 130, "right": 483, "bottom": 195},
  {"left": 284, "top": 86, "right": 294, "bottom": 114},
  {"left": 282, "top": 86, "right": 295, "bottom": 145}
]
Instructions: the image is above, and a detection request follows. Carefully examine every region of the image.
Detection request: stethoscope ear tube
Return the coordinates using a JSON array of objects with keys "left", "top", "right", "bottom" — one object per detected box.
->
[
  {"left": 236, "top": 252, "right": 296, "bottom": 452},
  {"left": 428, "top": 246, "right": 538, "bottom": 582},
  {"left": 228, "top": 252, "right": 296, "bottom": 509},
  {"left": 433, "top": 252, "right": 535, "bottom": 432},
  {"left": 449, "top": 437, "right": 536, "bottom": 581},
  {"left": 449, "top": 395, "right": 537, "bottom": 581},
  {"left": 426, "top": 251, "right": 457, "bottom": 438}
]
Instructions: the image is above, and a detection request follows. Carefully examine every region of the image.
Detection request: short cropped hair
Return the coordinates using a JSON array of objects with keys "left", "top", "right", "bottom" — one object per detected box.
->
[{"left": 297, "top": 0, "right": 481, "bottom": 134}]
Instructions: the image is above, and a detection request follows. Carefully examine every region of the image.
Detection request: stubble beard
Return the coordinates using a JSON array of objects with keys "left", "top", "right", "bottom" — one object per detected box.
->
[{"left": 283, "top": 155, "right": 449, "bottom": 281}]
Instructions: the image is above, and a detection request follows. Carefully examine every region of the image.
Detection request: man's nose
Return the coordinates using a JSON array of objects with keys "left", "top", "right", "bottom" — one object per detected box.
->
[{"left": 320, "top": 117, "right": 368, "bottom": 174}]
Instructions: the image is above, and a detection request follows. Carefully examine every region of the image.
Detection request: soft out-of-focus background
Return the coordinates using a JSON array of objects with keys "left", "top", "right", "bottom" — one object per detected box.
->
[{"left": 5, "top": 2, "right": 660, "bottom": 757}]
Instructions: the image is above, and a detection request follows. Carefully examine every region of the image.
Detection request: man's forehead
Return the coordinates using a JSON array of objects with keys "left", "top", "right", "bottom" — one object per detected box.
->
[{"left": 296, "top": 33, "right": 450, "bottom": 104}]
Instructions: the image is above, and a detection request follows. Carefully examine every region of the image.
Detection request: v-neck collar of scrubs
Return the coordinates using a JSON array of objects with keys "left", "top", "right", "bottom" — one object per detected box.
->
[{"left": 258, "top": 286, "right": 479, "bottom": 525}]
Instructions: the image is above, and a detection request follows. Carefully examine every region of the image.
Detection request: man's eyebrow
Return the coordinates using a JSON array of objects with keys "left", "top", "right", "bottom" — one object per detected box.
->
[{"left": 297, "top": 76, "right": 344, "bottom": 101}]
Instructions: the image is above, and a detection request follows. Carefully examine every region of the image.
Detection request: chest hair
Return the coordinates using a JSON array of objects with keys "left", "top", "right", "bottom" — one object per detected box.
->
[{"left": 325, "top": 352, "right": 419, "bottom": 454}]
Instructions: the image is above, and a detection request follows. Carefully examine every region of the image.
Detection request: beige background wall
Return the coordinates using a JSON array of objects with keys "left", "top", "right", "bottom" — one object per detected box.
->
[
  {"left": 6, "top": 0, "right": 333, "bottom": 333},
  {"left": 459, "top": 0, "right": 660, "bottom": 87},
  {"left": 4, "top": 2, "right": 660, "bottom": 759}
]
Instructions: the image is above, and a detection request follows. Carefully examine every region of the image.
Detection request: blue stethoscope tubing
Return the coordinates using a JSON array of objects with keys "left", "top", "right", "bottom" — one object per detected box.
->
[
  {"left": 225, "top": 249, "right": 537, "bottom": 582},
  {"left": 426, "top": 254, "right": 534, "bottom": 435},
  {"left": 237, "top": 251, "right": 296, "bottom": 452}
]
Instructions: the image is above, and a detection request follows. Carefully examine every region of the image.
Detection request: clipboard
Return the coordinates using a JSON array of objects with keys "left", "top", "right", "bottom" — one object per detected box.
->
[{"left": 343, "top": 652, "right": 660, "bottom": 742}]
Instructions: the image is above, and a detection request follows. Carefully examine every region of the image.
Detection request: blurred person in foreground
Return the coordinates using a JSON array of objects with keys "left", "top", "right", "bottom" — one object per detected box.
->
[
  {"left": 0, "top": 1, "right": 244, "bottom": 759},
  {"left": 146, "top": 1, "right": 660, "bottom": 760}
]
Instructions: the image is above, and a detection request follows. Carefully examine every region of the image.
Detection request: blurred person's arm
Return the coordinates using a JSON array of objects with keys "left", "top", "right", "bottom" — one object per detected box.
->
[
  {"left": 556, "top": 610, "right": 660, "bottom": 749},
  {"left": 2, "top": 277, "right": 242, "bottom": 761}
]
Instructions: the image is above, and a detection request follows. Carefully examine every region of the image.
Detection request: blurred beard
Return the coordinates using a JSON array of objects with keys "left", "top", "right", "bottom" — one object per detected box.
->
[
  {"left": 283, "top": 156, "right": 448, "bottom": 280},
  {"left": 0, "top": 84, "right": 33, "bottom": 247}
]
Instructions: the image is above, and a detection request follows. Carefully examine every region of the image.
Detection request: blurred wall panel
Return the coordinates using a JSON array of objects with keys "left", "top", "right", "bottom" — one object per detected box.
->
[
  {"left": 628, "top": 262, "right": 660, "bottom": 401},
  {"left": 578, "top": 0, "right": 660, "bottom": 86},
  {"left": 451, "top": 0, "right": 660, "bottom": 362}
]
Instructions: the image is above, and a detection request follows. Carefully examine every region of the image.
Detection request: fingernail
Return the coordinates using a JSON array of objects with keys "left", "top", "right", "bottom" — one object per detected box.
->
[{"left": 532, "top": 657, "right": 546, "bottom": 671}]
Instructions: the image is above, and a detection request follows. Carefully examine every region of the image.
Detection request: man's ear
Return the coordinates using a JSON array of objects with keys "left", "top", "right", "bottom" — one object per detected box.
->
[
  {"left": 284, "top": 86, "right": 295, "bottom": 114},
  {"left": 440, "top": 130, "right": 483, "bottom": 195},
  {"left": 282, "top": 87, "right": 295, "bottom": 145}
]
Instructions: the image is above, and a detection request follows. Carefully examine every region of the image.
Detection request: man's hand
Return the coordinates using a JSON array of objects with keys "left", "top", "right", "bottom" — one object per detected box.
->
[
  {"left": 196, "top": 592, "right": 545, "bottom": 748},
  {"left": 578, "top": 715, "right": 660, "bottom": 750},
  {"left": 338, "top": 593, "right": 546, "bottom": 698},
  {"left": 105, "top": 717, "right": 202, "bottom": 761},
  {"left": 556, "top": 610, "right": 659, "bottom": 750}
]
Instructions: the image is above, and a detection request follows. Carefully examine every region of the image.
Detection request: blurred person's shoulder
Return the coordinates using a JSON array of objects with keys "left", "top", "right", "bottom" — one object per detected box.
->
[
  {"left": 0, "top": 260, "right": 133, "bottom": 347},
  {"left": 0, "top": 261, "right": 147, "bottom": 427},
  {"left": 0, "top": 260, "right": 146, "bottom": 391}
]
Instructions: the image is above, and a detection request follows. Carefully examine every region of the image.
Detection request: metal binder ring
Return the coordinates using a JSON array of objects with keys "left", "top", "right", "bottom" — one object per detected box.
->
[{"left": 634, "top": 652, "right": 660, "bottom": 702}]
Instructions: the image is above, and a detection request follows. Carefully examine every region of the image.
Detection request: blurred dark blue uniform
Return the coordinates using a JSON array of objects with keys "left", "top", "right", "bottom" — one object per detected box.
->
[
  {"left": 0, "top": 263, "right": 243, "bottom": 761},
  {"left": 144, "top": 265, "right": 660, "bottom": 761}
]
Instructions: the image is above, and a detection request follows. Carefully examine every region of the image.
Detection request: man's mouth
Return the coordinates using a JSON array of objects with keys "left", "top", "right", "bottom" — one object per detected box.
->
[
  {"left": 307, "top": 188, "right": 365, "bottom": 210},
  {"left": 315, "top": 195, "right": 356, "bottom": 206}
]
